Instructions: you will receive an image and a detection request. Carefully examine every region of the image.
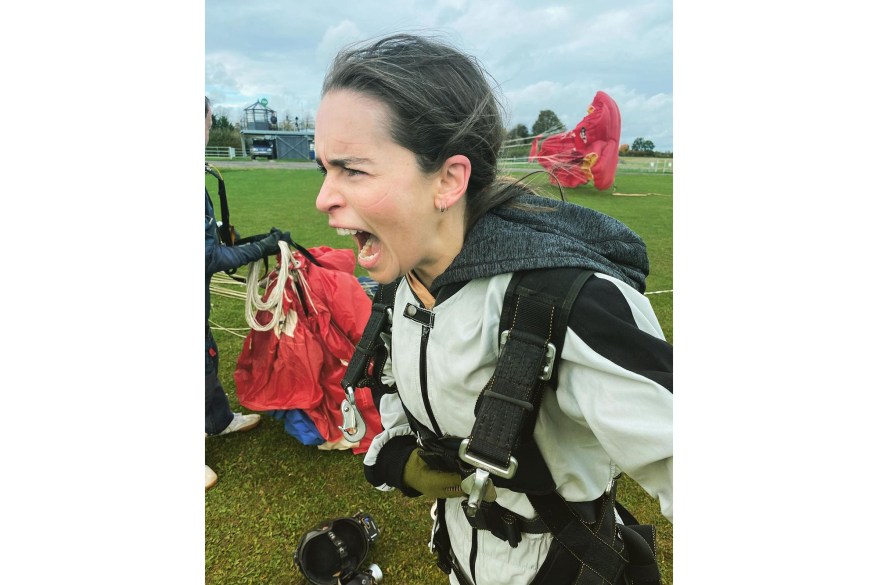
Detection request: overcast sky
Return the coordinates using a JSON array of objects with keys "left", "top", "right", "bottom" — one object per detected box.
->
[{"left": 205, "top": 0, "right": 673, "bottom": 152}]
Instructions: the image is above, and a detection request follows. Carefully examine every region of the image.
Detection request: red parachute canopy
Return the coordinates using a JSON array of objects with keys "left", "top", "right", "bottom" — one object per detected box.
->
[
  {"left": 528, "top": 91, "right": 621, "bottom": 190},
  {"left": 234, "top": 245, "right": 380, "bottom": 454}
]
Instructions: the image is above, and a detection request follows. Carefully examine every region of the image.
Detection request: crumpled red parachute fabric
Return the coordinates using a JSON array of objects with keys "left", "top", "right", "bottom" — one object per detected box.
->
[
  {"left": 528, "top": 91, "right": 621, "bottom": 190},
  {"left": 234, "top": 246, "right": 380, "bottom": 454}
]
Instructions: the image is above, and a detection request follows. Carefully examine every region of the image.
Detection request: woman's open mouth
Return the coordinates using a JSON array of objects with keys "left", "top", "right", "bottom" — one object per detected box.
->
[{"left": 336, "top": 228, "right": 379, "bottom": 265}]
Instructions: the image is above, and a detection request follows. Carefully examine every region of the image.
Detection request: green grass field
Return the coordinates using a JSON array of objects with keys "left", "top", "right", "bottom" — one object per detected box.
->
[{"left": 205, "top": 168, "right": 673, "bottom": 584}]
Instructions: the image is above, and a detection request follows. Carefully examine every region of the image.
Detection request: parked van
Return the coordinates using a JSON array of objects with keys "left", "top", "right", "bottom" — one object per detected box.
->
[{"left": 250, "top": 139, "right": 276, "bottom": 160}]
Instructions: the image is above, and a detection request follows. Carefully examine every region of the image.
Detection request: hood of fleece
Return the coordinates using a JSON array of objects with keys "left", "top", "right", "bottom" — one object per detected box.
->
[{"left": 431, "top": 193, "right": 650, "bottom": 294}]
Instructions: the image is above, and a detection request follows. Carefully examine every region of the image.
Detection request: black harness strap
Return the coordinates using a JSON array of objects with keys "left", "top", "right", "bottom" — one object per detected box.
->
[
  {"left": 461, "top": 269, "right": 593, "bottom": 479},
  {"left": 239, "top": 234, "right": 322, "bottom": 267},
  {"left": 340, "top": 278, "right": 402, "bottom": 399},
  {"left": 460, "top": 499, "right": 551, "bottom": 548},
  {"left": 526, "top": 488, "right": 627, "bottom": 584},
  {"left": 205, "top": 163, "right": 235, "bottom": 246},
  {"left": 336, "top": 278, "right": 401, "bottom": 443},
  {"left": 618, "top": 524, "right": 662, "bottom": 583},
  {"left": 455, "top": 268, "right": 661, "bottom": 584}
]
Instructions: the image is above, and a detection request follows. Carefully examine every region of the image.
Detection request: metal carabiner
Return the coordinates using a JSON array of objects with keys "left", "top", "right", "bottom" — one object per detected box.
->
[
  {"left": 338, "top": 386, "right": 367, "bottom": 442},
  {"left": 457, "top": 439, "right": 514, "bottom": 515},
  {"left": 461, "top": 468, "right": 494, "bottom": 516}
]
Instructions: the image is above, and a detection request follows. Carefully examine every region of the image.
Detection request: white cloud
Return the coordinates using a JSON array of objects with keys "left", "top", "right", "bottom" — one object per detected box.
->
[
  {"left": 206, "top": 0, "right": 673, "bottom": 150},
  {"left": 317, "top": 20, "right": 365, "bottom": 63}
]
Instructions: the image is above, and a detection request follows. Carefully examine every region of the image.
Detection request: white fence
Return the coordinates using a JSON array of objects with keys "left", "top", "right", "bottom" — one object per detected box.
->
[
  {"left": 206, "top": 146, "right": 241, "bottom": 158},
  {"left": 618, "top": 157, "right": 673, "bottom": 174},
  {"left": 499, "top": 156, "right": 672, "bottom": 175}
]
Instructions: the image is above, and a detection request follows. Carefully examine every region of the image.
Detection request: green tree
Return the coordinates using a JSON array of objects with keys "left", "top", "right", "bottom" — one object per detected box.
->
[
  {"left": 207, "top": 115, "right": 241, "bottom": 148},
  {"left": 207, "top": 110, "right": 242, "bottom": 149},
  {"left": 506, "top": 123, "right": 530, "bottom": 140},
  {"left": 532, "top": 110, "right": 565, "bottom": 136},
  {"left": 211, "top": 113, "right": 234, "bottom": 130},
  {"left": 631, "top": 138, "right": 655, "bottom": 153}
]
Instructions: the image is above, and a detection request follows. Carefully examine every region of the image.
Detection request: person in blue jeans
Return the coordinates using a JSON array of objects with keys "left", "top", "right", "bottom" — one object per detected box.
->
[{"left": 204, "top": 96, "right": 291, "bottom": 490}]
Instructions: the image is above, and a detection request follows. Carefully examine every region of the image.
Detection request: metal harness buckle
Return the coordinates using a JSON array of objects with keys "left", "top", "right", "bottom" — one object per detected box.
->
[{"left": 458, "top": 439, "right": 518, "bottom": 516}]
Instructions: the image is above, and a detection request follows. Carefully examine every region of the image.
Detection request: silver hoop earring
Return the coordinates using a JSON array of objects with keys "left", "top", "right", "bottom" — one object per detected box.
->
[{"left": 439, "top": 201, "right": 447, "bottom": 213}]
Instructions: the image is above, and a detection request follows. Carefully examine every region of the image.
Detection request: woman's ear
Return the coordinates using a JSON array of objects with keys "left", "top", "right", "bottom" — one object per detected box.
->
[{"left": 435, "top": 154, "right": 471, "bottom": 212}]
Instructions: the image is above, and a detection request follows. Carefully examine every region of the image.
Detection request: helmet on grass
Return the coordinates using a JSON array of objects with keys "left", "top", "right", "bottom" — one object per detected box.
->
[{"left": 294, "top": 512, "right": 380, "bottom": 585}]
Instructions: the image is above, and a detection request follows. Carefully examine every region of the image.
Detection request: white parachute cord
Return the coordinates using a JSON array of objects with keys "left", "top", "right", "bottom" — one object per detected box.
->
[
  {"left": 209, "top": 271, "right": 249, "bottom": 300},
  {"left": 209, "top": 284, "right": 248, "bottom": 300},
  {"left": 207, "top": 319, "right": 249, "bottom": 339},
  {"left": 244, "top": 241, "right": 291, "bottom": 331},
  {"left": 212, "top": 272, "right": 247, "bottom": 286}
]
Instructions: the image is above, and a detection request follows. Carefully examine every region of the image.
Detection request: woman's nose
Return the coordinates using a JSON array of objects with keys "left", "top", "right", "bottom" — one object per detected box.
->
[{"left": 315, "top": 175, "right": 342, "bottom": 214}]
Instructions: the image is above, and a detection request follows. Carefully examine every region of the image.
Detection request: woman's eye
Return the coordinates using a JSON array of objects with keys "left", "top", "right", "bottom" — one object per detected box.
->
[
  {"left": 316, "top": 164, "right": 327, "bottom": 176},
  {"left": 343, "top": 168, "right": 364, "bottom": 177}
]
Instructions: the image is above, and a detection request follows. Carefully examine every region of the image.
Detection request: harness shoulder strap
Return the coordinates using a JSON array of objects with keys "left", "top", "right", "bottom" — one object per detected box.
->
[
  {"left": 464, "top": 267, "right": 661, "bottom": 584},
  {"left": 460, "top": 268, "right": 593, "bottom": 482},
  {"left": 205, "top": 163, "right": 234, "bottom": 246},
  {"left": 206, "top": 162, "right": 264, "bottom": 282},
  {"left": 340, "top": 277, "right": 401, "bottom": 393},
  {"left": 461, "top": 268, "right": 636, "bottom": 583},
  {"left": 337, "top": 277, "right": 402, "bottom": 442}
]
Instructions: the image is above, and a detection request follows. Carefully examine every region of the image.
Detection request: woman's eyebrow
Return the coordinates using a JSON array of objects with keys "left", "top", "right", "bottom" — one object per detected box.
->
[{"left": 323, "top": 156, "right": 373, "bottom": 167}]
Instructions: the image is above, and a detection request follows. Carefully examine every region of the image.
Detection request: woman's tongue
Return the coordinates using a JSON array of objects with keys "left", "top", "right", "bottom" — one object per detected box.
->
[{"left": 357, "top": 232, "right": 381, "bottom": 268}]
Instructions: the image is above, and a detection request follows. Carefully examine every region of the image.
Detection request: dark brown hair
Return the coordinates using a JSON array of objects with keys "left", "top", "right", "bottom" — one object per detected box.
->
[{"left": 322, "top": 34, "right": 533, "bottom": 231}]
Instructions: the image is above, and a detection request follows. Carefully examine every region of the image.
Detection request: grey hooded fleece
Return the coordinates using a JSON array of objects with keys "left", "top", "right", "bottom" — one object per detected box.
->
[{"left": 430, "top": 191, "right": 650, "bottom": 295}]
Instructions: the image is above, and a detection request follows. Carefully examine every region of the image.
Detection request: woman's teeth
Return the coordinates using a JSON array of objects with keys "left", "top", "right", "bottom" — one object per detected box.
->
[
  {"left": 335, "top": 228, "right": 378, "bottom": 261},
  {"left": 359, "top": 233, "right": 377, "bottom": 261}
]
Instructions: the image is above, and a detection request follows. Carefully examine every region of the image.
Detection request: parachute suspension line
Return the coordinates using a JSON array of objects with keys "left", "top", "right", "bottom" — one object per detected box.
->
[
  {"left": 210, "top": 271, "right": 248, "bottom": 300},
  {"left": 212, "top": 272, "right": 248, "bottom": 286},
  {"left": 244, "top": 241, "right": 292, "bottom": 331},
  {"left": 209, "top": 284, "right": 247, "bottom": 300},
  {"left": 511, "top": 169, "right": 566, "bottom": 202},
  {"left": 207, "top": 319, "right": 249, "bottom": 339}
]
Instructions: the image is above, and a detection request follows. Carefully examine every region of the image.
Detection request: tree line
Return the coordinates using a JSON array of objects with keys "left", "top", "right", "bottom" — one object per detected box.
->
[{"left": 209, "top": 108, "right": 669, "bottom": 158}]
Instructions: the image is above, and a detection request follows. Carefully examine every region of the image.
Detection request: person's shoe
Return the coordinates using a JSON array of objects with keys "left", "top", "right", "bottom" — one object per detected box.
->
[
  {"left": 205, "top": 465, "right": 218, "bottom": 491},
  {"left": 217, "top": 412, "right": 261, "bottom": 436}
]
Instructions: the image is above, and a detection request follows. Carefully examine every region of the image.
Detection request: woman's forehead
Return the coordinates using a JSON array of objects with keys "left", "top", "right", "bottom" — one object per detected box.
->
[
  {"left": 320, "top": 90, "right": 390, "bottom": 125},
  {"left": 317, "top": 91, "right": 393, "bottom": 148}
]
